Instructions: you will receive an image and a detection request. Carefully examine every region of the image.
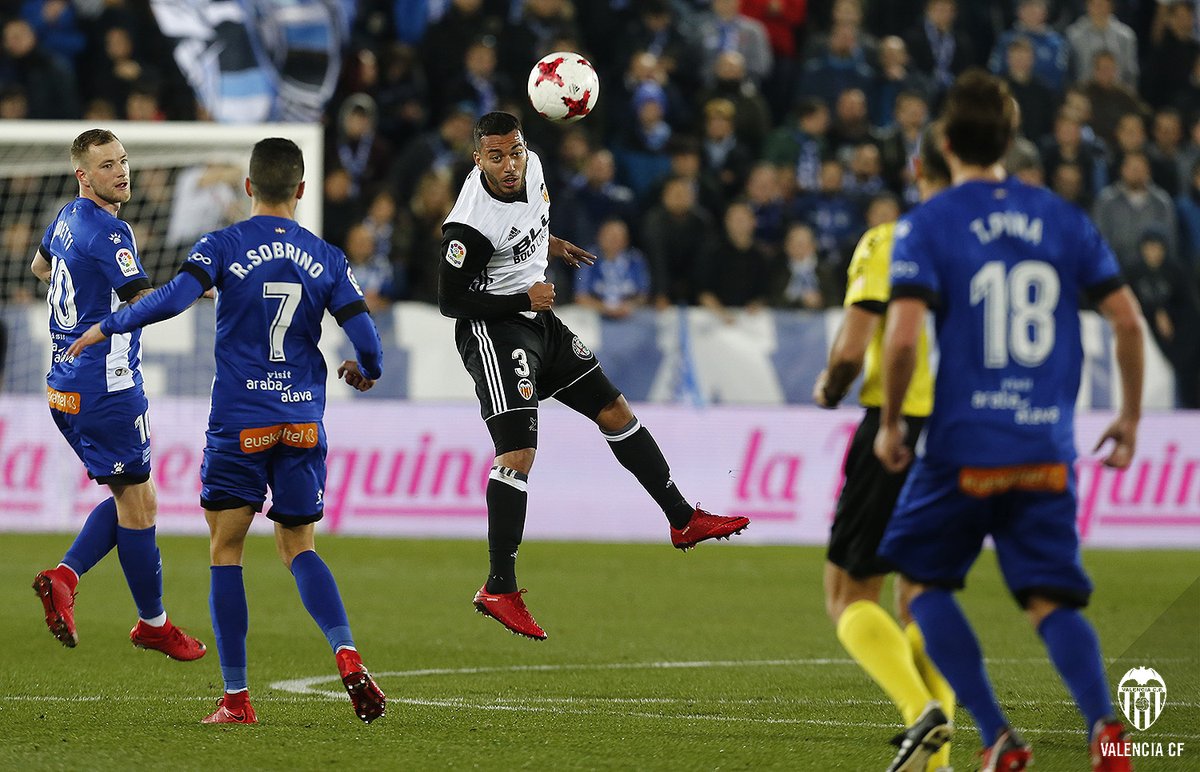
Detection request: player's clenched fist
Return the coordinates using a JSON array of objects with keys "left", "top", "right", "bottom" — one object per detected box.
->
[
  {"left": 337, "top": 360, "right": 375, "bottom": 392},
  {"left": 527, "top": 281, "right": 555, "bottom": 311}
]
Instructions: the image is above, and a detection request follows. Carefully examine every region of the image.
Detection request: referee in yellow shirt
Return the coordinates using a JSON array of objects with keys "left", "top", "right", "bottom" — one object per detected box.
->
[{"left": 813, "top": 123, "right": 955, "bottom": 772}]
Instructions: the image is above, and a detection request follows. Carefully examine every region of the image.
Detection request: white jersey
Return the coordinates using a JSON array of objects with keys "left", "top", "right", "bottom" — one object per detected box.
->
[{"left": 443, "top": 149, "right": 551, "bottom": 300}]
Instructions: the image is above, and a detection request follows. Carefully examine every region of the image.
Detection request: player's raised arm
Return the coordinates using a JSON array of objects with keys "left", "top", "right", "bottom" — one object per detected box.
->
[{"left": 548, "top": 234, "right": 595, "bottom": 268}]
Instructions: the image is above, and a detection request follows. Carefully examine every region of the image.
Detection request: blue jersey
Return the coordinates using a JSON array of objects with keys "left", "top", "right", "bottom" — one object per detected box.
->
[
  {"left": 890, "top": 178, "right": 1123, "bottom": 467},
  {"left": 180, "top": 215, "right": 368, "bottom": 426},
  {"left": 42, "top": 198, "right": 151, "bottom": 394}
]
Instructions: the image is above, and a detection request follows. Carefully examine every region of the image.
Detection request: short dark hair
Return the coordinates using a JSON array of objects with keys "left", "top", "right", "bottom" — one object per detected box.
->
[
  {"left": 918, "top": 121, "right": 951, "bottom": 183},
  {"left": 249, "top": 137, "right": 304, "bottom": 204},
  {"left": 70, "top": 128, "right": 120, "bottom": 169},
  {"left": 473, "top": 111, "right": 522, "bottom": 150},
  {"left": 941, "top": 69, "right": 1016, "bottom": 167}
]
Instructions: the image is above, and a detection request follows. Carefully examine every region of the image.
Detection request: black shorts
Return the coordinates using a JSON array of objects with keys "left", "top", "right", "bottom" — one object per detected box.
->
[
  {"left": 455, "top": 311, "right": 619, "bottom": 453},
  {"left": 827, "top": 408, "right": 926, "bottom": 579}
]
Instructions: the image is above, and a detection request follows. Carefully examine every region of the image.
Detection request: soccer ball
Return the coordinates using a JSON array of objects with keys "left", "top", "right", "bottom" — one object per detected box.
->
[{"left": 527, "top": 51, "right": 600, "bottom": 123}]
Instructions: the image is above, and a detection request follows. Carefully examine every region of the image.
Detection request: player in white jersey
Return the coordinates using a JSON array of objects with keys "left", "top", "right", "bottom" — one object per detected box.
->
[{"left": 439, "top": 112, "right": 750, "bottom": 640}]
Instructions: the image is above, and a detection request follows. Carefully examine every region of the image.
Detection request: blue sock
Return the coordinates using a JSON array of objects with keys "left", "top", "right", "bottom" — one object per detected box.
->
[
  {"left": 210, "top": 565, "right": 249, "bottom": 692},
  {"left": 1038, "top": 607, "right": 1113, "bottom": 732},
  {"left": 62, "top": 497, "right": 118, "bottom": 577},
  {"left": 290, "top": 550, "right": 355, "bottom": 652},
  {"left": 910, "top": 589, "right": 1009, "bottom": 745},
  {"left": 116, "top": 525, "right": 165, "bottom": 620}
]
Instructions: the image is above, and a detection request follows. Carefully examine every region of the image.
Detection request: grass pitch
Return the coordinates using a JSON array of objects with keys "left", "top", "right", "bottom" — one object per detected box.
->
[{"left": 1, "top": 534, "right": 1196, "bottom": 771}]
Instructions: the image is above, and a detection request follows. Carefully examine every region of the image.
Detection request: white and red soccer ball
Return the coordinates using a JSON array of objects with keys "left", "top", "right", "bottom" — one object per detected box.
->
[{"left": 527, "top": 51, "right": 600, "bottom": 123}]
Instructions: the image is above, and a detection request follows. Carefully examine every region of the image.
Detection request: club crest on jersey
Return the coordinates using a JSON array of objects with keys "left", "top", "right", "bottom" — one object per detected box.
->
[
  {"left": 1118, "top": 667, "right": 1167, "bottom": 731},
  {"left": 517, "top": 378, "right": 534, "bottom": 400},
  {"left": 115, "top": 248, "right": 138, "bottom": 277},
  {"left": 541, "top": 182, "right": 549, "bottom": 203},
  {"left": 571, "top": 336, "right": 592, "bottom": 360},
  {"left": 108, "top": 232, "right": 122, "bottom": 243},
  {"left": 446, "top": 239, "right": 467, "bottom": 268}
]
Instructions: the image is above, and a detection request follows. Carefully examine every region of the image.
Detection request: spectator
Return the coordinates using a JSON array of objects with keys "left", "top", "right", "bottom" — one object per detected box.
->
[
  {"left": 763, "top": 96, "right": 831, "bottom": 194},
  {"left": 0, "top": 18, "right": 79, "bottom": 118},
  {"left": 560, "top": 149, "right": 637, "bottom": 247},
  {"left": 615, "top": 0, "right": 704, "bottom": 97},
  {"left": 374, "top": 43, "right": 430, "bottom": 148},
  {"left": 698, "top": 50, "right": 774, "bottom": 154},
  {"left": 1175, "top": 53, "right": 1200, "bottom": 126},
  {"left": 445, "top": 37, "right": 512, "bottom": 118},
  {"left": 827, "top": 88, "right": 873, "bottom": 159},
  {"left": 743, "top": 162, "right": 788, "bottom": 249},
  {"left": 1151, "top": 109, "right": 1189, "bottom": 194},
  {"left": 1127, "top": 228, "right": 1200, "bottom": 407},
  {"left": 329, "top": 93, "right": 393, "bottom": 198},
  {"left": 794, "top": 158, "right": 863, "bottom": 268},
  {"left": 1006, "top": 136, "right": 1046, "bottom": 186},
  {"left": 1066, "top": 0, "right": 1139, "bottom": 87},
  {"left": 499, "top": 0, "right": 580, "bottom": 85},
  {"left": 771, "top": 222, "right": 826, "bottom": 310},
  {"left": 989, "top": 0, "right": 1069, "bottom": 92},
  {"left": 362, "top": 189, "right": 406, "bottom": 298},
  {"left": 796, "top": 20, "right": 874, "bottom": 112},
  {"left": 614, "top": 81, "right": 675, "bottom": 201},
  {"left": 647, "top": 136, "right": 725, "bottom": 217},
  {"left": 343, "top": 222, "right": 396, "bottom": 314},
  {"left": 612, "top": 51, "right": 692, "bottom": 135},
  {"left": 574, "top": 218, "right": 651, "bottom": 319},
  {"left": 699, "top": 201, "right": 774, "bottom": 321},
  {"left": 642, "top": 175, "right": 716, "bottom": 307},
  {"left": 905, "top": 0, "right": 975, "bottom": 97},
  {"left": 1176, "top": 158, "right": 1200, "bottom": 269},
  {"left": 702, "top": 98, "right": 755, "bottom": 204},
  {"left": 0, "top": 85, "right": 28, "bottom": 119},
  {"left": 1141, "top": 0, "right": 1199, "bottom": 109},
  {"left": 698, "top": 0, "right": 774, "bottom": 87},
  {"left": 1082, "top": 50, "right": 1147, "bottom": 149},
  {"left": 422, "top": 0, "right": 500, "bottom": 91},
  {"left": 1052, "top": 160, "right": 1091, "bottom": 208},
  {"left": 1110, "top": 112, "right": 1179, "bottom": 195},
  {"left": 806, "top": 0, "right": 879, "bottom": 64},
  {"left": 740, "top": 0, "right": 806, "bottom": 61},
  {"left": 873, "top": 90, "right": 929, "bottom": 200},
  {"left": 20, "top": 0, "right": 85, "bottom": 67},
  {"left": 1003, "top": 36, "right": 1058, "bottom": 143},
  {"left": 1093, "top": 151, "right": 1178, "bottom": 267},
  {"left": 391, "top": 102, "right": 475, "bottom": 206},
  {"left": 1041, "top": 108, "right": 1109, "bottom": 201},
  {"left": 84, "top": 26, "right": 153, "bottom": 113},
  {"left": 125, "top": 82, "right": 165, "bottom": 121},
  {"left": 400, "top": 168, "right": 456, "bottom": 303},
  {"left": 843, "top": 143, "right": 887, "bottom": 204},
  {"left": 322, "top": 168, "right": 359, "bottom": 250},
  {"left": 868, "top": 36, "right": 935, "bottom": 129}
]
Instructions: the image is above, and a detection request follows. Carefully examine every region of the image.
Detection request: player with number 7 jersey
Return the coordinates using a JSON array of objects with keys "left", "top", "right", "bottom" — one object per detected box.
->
[{"left": 69, "top": 138, "right": 386, "bottom": 726}]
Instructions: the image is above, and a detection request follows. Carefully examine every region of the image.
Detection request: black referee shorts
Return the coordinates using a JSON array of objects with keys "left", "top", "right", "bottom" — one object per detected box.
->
[
  {"left": 455, "top": 310, "right": 618, "bottom": 453},
  {"left": 827, "top": 407, "right": 926, "bottom": 579}
]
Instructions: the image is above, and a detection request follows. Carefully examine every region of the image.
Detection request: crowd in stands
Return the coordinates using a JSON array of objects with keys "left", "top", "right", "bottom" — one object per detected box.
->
[{"left": 1, "top": 0, "right": 1199, "bottom": 405}]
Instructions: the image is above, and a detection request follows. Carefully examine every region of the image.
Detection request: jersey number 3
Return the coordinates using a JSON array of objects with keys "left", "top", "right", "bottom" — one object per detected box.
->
[
  {"left": 970, "top": 260, "right": 1059, "bottom": 369},
  {"left": 263, "top": 282, "right": 302, "bottom": 362}
]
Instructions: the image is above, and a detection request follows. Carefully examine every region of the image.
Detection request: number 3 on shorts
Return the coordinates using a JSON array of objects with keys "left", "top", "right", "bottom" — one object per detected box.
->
[{"left": 512, "top": 348, "right": 530, "bottom": 377}]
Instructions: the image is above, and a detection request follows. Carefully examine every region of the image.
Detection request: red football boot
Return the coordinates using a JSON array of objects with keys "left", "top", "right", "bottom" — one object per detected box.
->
[
  {"left": 472, "top": 585, "right": 547, "bottom": 640},
  {"left": 1091, "top": 718, "right": 1133, "bottom": 772},
  {"left": 336, "top": 648, "right": 386, "bottom": 723},
  {"left": 202, "top": 692, "right": 257, "bottom": 725},
  {"left": 670, "top": 506, "right": 750, "bottom": 551},
  {"left": 33, "top": 566, "right": 79, "bottom": 647},
  {"left": 130, "top": 619, "right": 207, "bottom": 661},
  {"left": 980, "top": 728, "right": 1033, "bottom": 772}
]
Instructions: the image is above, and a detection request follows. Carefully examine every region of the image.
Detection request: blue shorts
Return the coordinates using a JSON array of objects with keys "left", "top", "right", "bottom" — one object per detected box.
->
[
  {"left": 50, "top": 386, "right": 151, "bottom": 485},
  {"left": 200, "top": 421, "right": 327, "bottom": 526},
  {"left": 878, "top": 459, "right": 1093, "bottom": 608}
]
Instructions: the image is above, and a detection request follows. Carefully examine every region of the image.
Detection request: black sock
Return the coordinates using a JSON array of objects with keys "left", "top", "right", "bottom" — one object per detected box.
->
[
  {"left": 485, "top": 465, "right": 528, "bottom": 594},
  {"left": 604, "top": 420, "right": 694, "bottom": 528}
]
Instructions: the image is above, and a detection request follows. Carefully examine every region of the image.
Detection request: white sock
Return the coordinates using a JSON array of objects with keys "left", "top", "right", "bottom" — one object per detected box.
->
[
  {"left": 226, "top": 687, "right": 249, "bottom": 695},
  {"left": 140, "top": 611, "right": 168, "bottom": 628},
  {"left": 335, "top": 645, "right": 357, "bottom": 654}
]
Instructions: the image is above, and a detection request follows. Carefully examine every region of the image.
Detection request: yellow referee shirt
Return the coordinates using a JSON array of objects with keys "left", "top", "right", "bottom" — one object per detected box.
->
[{"left": 842, "top": 222, "right": 934, "bottom": 417}]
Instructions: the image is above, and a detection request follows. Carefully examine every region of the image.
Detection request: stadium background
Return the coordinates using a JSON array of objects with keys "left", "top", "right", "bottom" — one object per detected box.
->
[{"left": 0, "top": 3, "right": 1198, "bottom": 770}]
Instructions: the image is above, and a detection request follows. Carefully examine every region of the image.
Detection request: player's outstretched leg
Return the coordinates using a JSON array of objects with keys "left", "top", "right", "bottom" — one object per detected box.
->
[
  {"left": 597, "top": 403, "right": 748, "bottom": 549},
  {"left": 204, "top": 564, "right": 256, "bottom": 724},
  {"left": 33, "top": 496, "right": 118, "bottom": 647},
  {"left": 473, "top": 461, "right": 546, "bottom": 640},
  {"left": 909, "top": 589, "right": 1015, "bottom": 760},
  {"left": 290, "top": 549, "right": 386, "bottom": 722}
]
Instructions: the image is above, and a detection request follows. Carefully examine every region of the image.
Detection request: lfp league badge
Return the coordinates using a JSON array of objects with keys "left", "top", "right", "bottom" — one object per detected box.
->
[{"left": 1117, "top": 667, "right": 1167, "bottom": 731}]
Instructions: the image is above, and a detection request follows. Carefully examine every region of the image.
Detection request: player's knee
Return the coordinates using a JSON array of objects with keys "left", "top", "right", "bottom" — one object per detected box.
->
[
  {"left": 111, "top": 480, "right": 157, "bottom": 529},
  {"left": 495, "top": 447, "right": 535, "bottom": 475},
  {"left": 595, "top": 395, "right": 633, "bottom": 431},
  {"left": 1023, "top": 594, "right": 1063, "bottom": 628}
]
